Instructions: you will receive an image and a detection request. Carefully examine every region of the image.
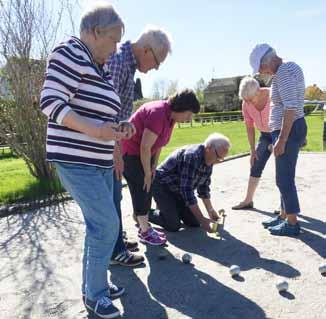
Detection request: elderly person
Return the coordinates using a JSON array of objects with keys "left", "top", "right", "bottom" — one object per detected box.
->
[
  {"left": 121, "top": 89, "right": 200, "bottom": 245},
  {"left": 232, "top": 77, "right": 272, "bottom": 210},
  {"left": 40, "top": 3, "right": 133, "bottom": 318},
  {"left": 149, "top": 133, "right": 231, "bottom": 232},
  {"left": 107, "top": 26, "right": 172, "bottom": 266},
  {"left": 249, "top": 43, "right": 307, "bottom": 236}
]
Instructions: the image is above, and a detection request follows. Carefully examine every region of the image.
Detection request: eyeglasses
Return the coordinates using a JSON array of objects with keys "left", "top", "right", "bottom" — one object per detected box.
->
[{"left": 149, "top": 47, "right": 160, "bottom": 69}]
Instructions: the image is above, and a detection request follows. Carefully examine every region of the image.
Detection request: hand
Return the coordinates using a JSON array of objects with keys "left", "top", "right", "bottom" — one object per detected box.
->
[
  {"left": 113, "top": 152, "right": 124, "bottom": 180},
  {"left": 273, "top": 138, "right": 286, "bottom": 157},
  {"left": 117, "top": 121, "right": 136, "bottom": 139},
  {"left": 250, "top": 149, "right": 259, "bottom": 167},
  {"left": 143, "top": 173, "right": 152, "bottom": 193},
  {"left": 200, "top": 217, "right": 214, "bottom": 233},
  {"left": 208, "top": 209, "right": 219, "bottom": 222},
  {"left": 97, "top": 122, "right": 127, "bottom": 141}
]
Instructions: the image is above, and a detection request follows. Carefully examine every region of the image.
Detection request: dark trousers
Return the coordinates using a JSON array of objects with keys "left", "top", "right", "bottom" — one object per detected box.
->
[
  {"left": 271, "top": 117, "right": 307, "bottom": 214},
  {"left": 123, "top": 154, "right": 153, "bottom": 216},
  {"left": 149, "top": 179, "right": 200, "bottom": 232}
]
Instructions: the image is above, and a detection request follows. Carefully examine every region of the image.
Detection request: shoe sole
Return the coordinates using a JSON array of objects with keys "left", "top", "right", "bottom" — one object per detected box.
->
[
  {"left": 139, "top": 238, "right": 166, "bottom": 246},
  {"left": 110, "top": 260, "right": 145, "bottom": 267},
  {"left": 85, "top": 305, "right": 120, "bottom": 319}
]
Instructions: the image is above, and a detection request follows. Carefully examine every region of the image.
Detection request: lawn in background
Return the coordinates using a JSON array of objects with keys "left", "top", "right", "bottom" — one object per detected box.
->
[{"left": 0, "top": 114, "right": 323, "bottom": 204}]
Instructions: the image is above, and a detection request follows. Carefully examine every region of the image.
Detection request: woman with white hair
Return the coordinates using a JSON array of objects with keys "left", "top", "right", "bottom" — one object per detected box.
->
[
  {"left": 40, "top": 2, "right": 134, "bottom": 318},
  {"left": 232, "top": 77, "right": 272, "bottom": 210},
  {"left": 149, "top": 133, "right": 231, "bottom": 233}
]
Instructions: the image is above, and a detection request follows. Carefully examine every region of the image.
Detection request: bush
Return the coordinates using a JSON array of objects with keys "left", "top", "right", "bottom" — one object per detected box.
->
[
  {"left": 304, "top": 103, "right": 318, "bottom": 115},
  {"left": 133, "top": 98, "right": 153, "bottom": 112},
  {"left": 194, "top": 110, "right": 242, "bottom": 119}
]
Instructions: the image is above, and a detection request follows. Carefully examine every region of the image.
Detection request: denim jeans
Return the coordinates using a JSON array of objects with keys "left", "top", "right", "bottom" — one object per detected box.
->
[
  {"left": 250, "top": 132, "right": 273, "bottom": 178},
  {"left": 111, "top": 174, "right": 127, "bottom": 258},
  {"left": 54, "top": 162, "right": 119, "bottom": 301},
  {"left": 271, "top": 117, "right": 307, "bottom": 215}
]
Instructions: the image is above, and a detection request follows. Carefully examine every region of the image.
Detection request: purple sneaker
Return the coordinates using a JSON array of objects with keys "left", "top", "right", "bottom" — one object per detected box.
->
[{"left": 138, "top": 228, "right": 167, "bottom": 246}]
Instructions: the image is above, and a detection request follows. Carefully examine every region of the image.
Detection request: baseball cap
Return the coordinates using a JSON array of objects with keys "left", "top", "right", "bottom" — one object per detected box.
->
[{"left": 249, "top": 43, "right": 273, "bottom": 74}]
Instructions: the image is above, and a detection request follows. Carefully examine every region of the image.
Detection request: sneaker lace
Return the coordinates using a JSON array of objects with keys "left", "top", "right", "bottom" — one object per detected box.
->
[
  {"left": 148, "top": 228, "right": 161, "bottom": 238},
  {"left": 108, "top": 282, "right": 119, "bottom": 291},
  {"left": 97, "top": 296, "right": 112, "bottom": 308}
]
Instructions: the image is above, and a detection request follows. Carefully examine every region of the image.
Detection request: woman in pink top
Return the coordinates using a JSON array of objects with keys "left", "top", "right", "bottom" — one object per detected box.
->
[
  {"left": 232, "top": 77, "right": 272, "bottom": 210},
  {"left": 122, "top": 89, "right": 200, "bottom": 245}
]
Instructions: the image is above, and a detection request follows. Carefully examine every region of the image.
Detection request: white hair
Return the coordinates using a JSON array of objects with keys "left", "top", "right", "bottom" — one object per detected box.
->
[
  {"left": 136, "top": 25, "right": 172, "bottom": 58},
  {"left": 238, "top": 76, "right": 260, "bottom": 99},
  {"left": 260, "top": 48, "right": 277, "bottom": 66},
  {"left": 204, "top": 133, "right": 231, "bottom": 151},
  {"left": 80, "top": 1, "right": 124, "bottom": 34}
]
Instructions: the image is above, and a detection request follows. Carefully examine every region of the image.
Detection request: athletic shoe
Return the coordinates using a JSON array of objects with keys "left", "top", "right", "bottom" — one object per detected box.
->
[
  {"left": 262, "top": 216, "right": 284, "bottom": 229},
  {"left": 268, "top": 221, "right": 301, "bottom": 236},
  {"left": 85, "top": 296, "right": 120, "bottom": 319},
  {"left": 110, "top": 250, "right": 144, "bottom": 267},
  {"left": 138, "top": 228, "right": 166, "bottom": 246}
]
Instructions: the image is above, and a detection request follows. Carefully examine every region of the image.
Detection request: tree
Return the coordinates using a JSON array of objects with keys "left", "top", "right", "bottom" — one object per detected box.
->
[
  {"left": 305, "top": 84, "right": 323, "bottom": 101},
  {"left": 151, "top": 79, "right": 168, "bottom": 99},
  {"left": 194, "top": 78, "right": 207, "bottom": 106},
  {"left": 0, "top": 0, "right": 76, "bottom": 181}
]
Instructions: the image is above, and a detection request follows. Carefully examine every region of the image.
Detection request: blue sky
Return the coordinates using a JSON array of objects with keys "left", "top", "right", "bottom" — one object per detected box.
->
[{"left": 73, "top": 0, "right": 326, "bottom": 97}]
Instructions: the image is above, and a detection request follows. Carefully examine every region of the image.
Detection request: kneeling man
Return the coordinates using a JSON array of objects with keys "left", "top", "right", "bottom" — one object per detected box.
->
[{"left": 149, "top": 133, "right": 231, "bottom": 232}]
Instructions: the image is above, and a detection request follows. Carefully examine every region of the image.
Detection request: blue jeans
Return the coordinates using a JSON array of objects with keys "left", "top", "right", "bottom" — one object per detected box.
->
[
  {"left": 112, "top": 175, "right": 127, "bottom": 258},
  {"left": 54, "top": 162, "right": 120, "bottom": 301},
  {"left": 271, "top": 118, "right": 307, "bottom": 215},
  {"left": 250, "top": 132, "right": 272, "bottom": 178}
]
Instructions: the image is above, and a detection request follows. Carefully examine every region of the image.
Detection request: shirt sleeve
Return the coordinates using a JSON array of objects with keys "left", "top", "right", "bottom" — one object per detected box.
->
[
  {"left": 107, "top": 56, "right": 125, "bottom": 97},
  {"left": 242, "top": 101, "right": 254, "bottom": 127},
  {"left": 40, "top": 49, "right": 83, "bottom": 124},
  {"left": 277, "top": 67, "right": 300, "bottom": 109},
  {"left": 197, "top": 176, "right": 211, "bottom": 199},
  {"left": 179, "top": 155, "right": 197, "bottom": 206}
]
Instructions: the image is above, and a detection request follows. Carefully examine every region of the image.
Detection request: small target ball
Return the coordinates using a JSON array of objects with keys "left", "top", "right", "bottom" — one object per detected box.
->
[
  {"left": 318, "top": 263, "right": 326, "bottom": 274},
  {"left": 229, "top": 265, "right": 241, "bottom": 277},
  {"left": 276, "top": 280, "right": 289, "bottom": 292},
  {"left": 182, "top": 253, "right": 192, "bottom": 264}
]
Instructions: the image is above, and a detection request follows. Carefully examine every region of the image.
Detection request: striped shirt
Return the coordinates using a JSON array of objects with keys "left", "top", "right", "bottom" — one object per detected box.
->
[
  {"left": 156, "top": 144, "right": 212, "bottom": 206},
  {"left": 40, "top": 36, "right": 121, "bottom": 168},
  {"left": 107, "top": 41, "right": 137, "bottom": 122},
  {"left": 269, "top": 62, "right": 305, "bottom": 131}
]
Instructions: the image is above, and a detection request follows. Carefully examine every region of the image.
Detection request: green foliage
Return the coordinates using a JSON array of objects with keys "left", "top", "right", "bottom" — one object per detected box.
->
[{"left": 133, "top": 98, "right": 153, "bottom": 112}]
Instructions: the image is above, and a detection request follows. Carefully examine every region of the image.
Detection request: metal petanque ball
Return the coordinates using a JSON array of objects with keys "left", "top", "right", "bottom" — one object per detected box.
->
[
  {"left": 229, "top": 265, "right": 241, "bottom": 277},
  {"left": 276, "top": 280, "right": 289, "bottom": 292},
  {"left": 318, "top": 263, "right": 326, "bottom": 275},
  {"left": 182, "top": 253, "right": 192, "bottom": 264}
]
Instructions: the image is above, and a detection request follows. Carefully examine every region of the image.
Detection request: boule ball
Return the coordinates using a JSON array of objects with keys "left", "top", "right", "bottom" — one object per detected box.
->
[
  {"left": 318, "top": 263, "right": 326, "bottom": 275},
  {"left": 229, "top": 265, "right": 241, "bottom": 277},
  {"left": 276, "top": 280, "right": 289, "bottom": 292},
  {"left": 182, "top": 253, "right": 192, "bottom": 264}
]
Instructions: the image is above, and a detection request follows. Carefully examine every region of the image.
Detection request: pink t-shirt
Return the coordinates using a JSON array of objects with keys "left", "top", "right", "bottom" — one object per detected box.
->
[
  {"left": 242, "top": 96, "right": 271, "bottom": 133},
  {"left": 122, "top": 100, "right": 175, "bottom": 156}
]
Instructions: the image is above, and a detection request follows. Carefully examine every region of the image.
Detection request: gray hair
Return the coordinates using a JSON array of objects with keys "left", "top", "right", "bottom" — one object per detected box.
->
[
  {"left": 238, "top": 76, "right": 260, "bottom": 99},
  {"left": 260, "top": 48, "right": 277, "bottom": 67},
  {"left": 80, "top": 1, "right": 125, "bottom": 34},
  {"left": 204, "top": 133, "right": 231, "bottom": 151},
  {"left": 136, "top": 25, "right": 172, "bottom": 58}
]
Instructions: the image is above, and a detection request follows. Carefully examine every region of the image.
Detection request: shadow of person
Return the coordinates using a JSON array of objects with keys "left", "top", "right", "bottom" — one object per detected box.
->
[
  {"left": 110, "top": 265, "right": 168, "bottom": 319},
  {"left": 144, "top": 246, "right": 267, "bottom": 319},
  {"left": 166, "top": 228, "right": 301, "bottom": 279}
]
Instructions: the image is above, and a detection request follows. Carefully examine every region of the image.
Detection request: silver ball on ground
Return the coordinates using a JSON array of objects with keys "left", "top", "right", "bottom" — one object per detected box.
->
[
  {"left": 182, "top": 253, "right": 192, "bottom": 264},
  {"left": 276, "top": 280, "right": 289, "bottom": 292},
  {"left": 229, "top": 265, "right": 241, "bottom": 277},
  {"left": 318, "top": 263, "right": 326, "bottom": 274}
]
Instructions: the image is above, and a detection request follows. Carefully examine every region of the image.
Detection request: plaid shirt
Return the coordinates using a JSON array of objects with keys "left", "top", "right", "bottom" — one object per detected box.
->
[
  {"left": 156, "top": 144, "right": 212, "bottom": 206},
  {"left": 107, "top": 41, "right": 137, "bottom": 122}
]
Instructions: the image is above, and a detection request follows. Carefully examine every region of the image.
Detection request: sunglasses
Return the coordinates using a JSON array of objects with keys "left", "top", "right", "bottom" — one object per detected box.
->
[{"left": 149, "top": 47, "right": 160, "bottom": 69}]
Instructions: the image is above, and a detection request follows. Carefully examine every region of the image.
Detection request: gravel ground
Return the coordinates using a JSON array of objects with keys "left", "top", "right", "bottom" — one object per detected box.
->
[{"left": 0, "top": 152, "right": 325, "bottom": 319}]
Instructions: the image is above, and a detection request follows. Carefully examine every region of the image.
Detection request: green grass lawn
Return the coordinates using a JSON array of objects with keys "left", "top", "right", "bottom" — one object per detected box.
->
[{"left": 0, "top": 115, "right": 323, "bottom": 204}]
